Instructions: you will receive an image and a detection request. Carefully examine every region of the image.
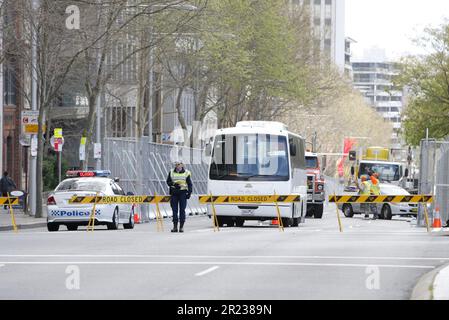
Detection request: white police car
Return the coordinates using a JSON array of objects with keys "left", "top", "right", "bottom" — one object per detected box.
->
[{"left": 46, "top": 170, "right": 134, "bottom": 232}]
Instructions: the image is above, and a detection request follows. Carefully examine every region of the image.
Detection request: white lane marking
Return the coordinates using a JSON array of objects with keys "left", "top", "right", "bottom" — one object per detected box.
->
[
  {"left": 195, "top": 266, "right": 219, "bottom": 277},
  {"left": 0, "top": 261, "right": 435, "bottom": 269},
  {"left": 0, "top": 254, "right": 447, "bottom": 261}
]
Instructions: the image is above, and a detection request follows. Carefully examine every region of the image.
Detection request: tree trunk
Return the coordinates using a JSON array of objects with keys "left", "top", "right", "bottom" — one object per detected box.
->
[
  {"left": 81, "top": 92, "right": 98, "bottom": 170},
  {"left": 136, "top": 33, "right": 150, "bottom": 138},
  {"left": 35, "top": 106, "right": 45, "bottom": 218},
  {"left": 175, "top": 87, "right": 189, "bottom": 146}
]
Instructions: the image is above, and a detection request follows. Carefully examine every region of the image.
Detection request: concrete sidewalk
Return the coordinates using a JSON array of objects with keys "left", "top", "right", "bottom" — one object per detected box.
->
[
  {"left": 0, "top": 207, "right": 47, "bottom": 232},
  {"left": 412, "top": 259, "right": 449, "bottom": 300}
]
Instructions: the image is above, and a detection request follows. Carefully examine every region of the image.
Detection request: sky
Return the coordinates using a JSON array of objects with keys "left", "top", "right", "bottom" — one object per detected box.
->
[{"left": 346, "top": 0, "right": 449, "bottom": 61}]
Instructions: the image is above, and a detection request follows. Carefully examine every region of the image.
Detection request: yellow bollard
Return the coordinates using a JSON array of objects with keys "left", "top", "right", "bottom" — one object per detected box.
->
[
  {"left": 87, "top": 192, "right": 99, "bottom": 232},
  {"left": 7, "top": 193, "right": 18, "bottom": 233},
  {"left": 334, "top": 192, "right": 343, "bottom": 233},
  {"left": 423, "top": 204, "right": 431, "bottom": 233},
  {"left": 154, "top": 192, "right": 164, "bottom": 232},
  {"left": 274, "top": 192, "right": 284, "bottom": 232},
  {"left": 209, "top": 193, "right": 220, "bottom": 232}
]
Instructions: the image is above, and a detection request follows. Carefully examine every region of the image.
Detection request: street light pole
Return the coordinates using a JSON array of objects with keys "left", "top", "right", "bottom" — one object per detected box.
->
[{"left": 29, "top": 0, "right": 39, "bottom": 216}]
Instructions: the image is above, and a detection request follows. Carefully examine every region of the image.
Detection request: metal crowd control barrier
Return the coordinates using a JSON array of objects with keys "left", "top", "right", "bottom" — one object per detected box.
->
[
  {"left": 199, "top": 194, "right": 302, "bottom": 232},
  {"left": 69, "top": 194, "right": 171, "bottom": 232},
  {"left": 104, "top": 138, "right": 209, "bottom": 221},
  {"left": 0, "top": 195, "right": 20, "bottom": 233},
  {"left": 329, "top": 194, "right": 434, "bottom": 233}
]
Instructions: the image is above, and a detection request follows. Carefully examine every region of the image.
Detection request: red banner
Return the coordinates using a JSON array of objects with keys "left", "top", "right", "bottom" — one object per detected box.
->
[{"left": 337, "top": 138, "right": 356, "bottom": 177}]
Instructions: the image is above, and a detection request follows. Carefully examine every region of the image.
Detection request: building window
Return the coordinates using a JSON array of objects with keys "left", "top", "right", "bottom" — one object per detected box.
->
[
  {"left": 314, "top": 0, "right": 321, "bottom": 19},
  {"left": 3, "top": 61, "right": 17, "bottom": 106},
  {"left": 325, "top": 0, "right": 332, "bottom": 19}
]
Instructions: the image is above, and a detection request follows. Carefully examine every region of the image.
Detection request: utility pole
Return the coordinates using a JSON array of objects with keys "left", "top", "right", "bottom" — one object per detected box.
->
[
  {"left": 0, "top": 0, "right": 4, "bottom": 175},
  {"left": 148, "top": 26, "right": 154, "bottom": 142},
  {"left": 95, "top": 85, "right": 101, "bottom": 170},
  {"left": 312, "top": 131, "right": 317, "bottom": 153},
  {"left": 29, "top": 0, "right": 39, "bottom": 216},
  {"left": 94, "top": 0, "right": 102, "bottom": 171}
]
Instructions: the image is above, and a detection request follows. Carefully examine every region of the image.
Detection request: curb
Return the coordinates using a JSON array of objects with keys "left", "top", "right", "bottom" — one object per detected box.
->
[
  {"left": 411, "top": 263, "right": 449, "bottom": 300},
  {"left": 0, "top": 222, "right": 47, "bottom": 232}
]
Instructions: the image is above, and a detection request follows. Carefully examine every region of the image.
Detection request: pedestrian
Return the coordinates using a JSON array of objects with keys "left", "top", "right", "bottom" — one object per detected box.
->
[
  {"left": 355, "top": 175, "right": 371, "bottom": 219},
  {"left": 370, "top": 172, "right": 381, "bottom": 220},
  {"left": 0, "top": 172, "right": 17, "bottom": 210},
  {"left": 166, "top": 161, "right": 192, "bottom": 233}
]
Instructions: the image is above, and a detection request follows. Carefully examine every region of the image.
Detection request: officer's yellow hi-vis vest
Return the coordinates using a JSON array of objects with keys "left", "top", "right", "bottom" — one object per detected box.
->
[{"left": 171, "top": 170, "right": 191, "bottom": 191}]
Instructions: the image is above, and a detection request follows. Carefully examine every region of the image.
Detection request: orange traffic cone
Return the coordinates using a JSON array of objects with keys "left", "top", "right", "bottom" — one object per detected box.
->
[
  {"left": 432, "top": 206, "right": 442, "bottom": 231},
  {"left": 133, "top": 205, "right": 140, "bottom": 224}
]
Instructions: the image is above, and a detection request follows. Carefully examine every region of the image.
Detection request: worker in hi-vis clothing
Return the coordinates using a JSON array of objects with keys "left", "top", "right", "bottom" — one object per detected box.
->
[
  {"left": 355, "top": 175, "right": 372, "bottom": 219},
  {"left": 166, "top": 161, "right": 193, "bottom": 233},
  {"left": 369, "top": 172, "right": 381, "bottom": 220}
]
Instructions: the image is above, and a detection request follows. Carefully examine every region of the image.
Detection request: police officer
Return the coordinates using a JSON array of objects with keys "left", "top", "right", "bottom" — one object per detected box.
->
[{"left": 166, "top": 161, "right": 192, "bottom": 233}]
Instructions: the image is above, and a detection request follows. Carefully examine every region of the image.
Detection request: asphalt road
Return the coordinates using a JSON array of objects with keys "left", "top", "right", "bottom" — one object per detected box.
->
[{"left": 1, "top": 204, "right": 448, "bottom": 300}]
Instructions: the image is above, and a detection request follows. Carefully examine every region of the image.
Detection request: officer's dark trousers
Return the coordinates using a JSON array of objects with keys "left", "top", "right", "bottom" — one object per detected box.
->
[{"left": 171, "top": 191, "right": 187, "bottom": 223}]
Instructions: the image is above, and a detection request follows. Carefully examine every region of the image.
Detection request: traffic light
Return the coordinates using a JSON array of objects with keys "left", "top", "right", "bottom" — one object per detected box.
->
[{"left": 349, "top": 151, "right": 357, "bottom": 161}]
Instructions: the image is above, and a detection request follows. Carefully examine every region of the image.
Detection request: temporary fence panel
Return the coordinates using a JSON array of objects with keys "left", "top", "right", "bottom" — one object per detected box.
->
[
  {"left": 419, "top": 138, "right": 449, "bottom": 226},
  {"left": 104, "top": 137, "right": 208, "bottom": 222}
]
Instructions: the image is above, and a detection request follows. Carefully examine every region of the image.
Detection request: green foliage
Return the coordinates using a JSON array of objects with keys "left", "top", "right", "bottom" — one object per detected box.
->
[
  {"left": 42, "top": 154, "right": 69, "bottom": 192},
  {"left": 397, "top": 24, "right": 449, "bottom": 145}
]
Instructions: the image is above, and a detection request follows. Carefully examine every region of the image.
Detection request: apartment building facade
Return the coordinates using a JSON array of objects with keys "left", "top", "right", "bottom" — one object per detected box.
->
[
  {"left": 352, "top": 60, "right": 405, "bottom": 151},
  {"left": 290, "top": 0, "right": 346, "bottom": 72}
]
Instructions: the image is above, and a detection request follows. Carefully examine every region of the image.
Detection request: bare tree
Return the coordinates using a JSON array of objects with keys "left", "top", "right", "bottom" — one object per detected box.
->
[{"left": 283, "top": 87, "right": 393, "bottom": 177}]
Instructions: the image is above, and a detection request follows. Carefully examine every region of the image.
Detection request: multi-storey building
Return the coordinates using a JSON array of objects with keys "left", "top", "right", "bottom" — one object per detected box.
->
[
  {"left": 344, "top": 37, "right": 356, "bottom": 79},
  {"left": 352, "top": 60, "right": 405, "bottom": 152},
  {"left": 290, "top": 0, "right": 346, "bottom": 72},
  {"left": 1, "top": 1, "right": 27, "bottom": 190}
]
